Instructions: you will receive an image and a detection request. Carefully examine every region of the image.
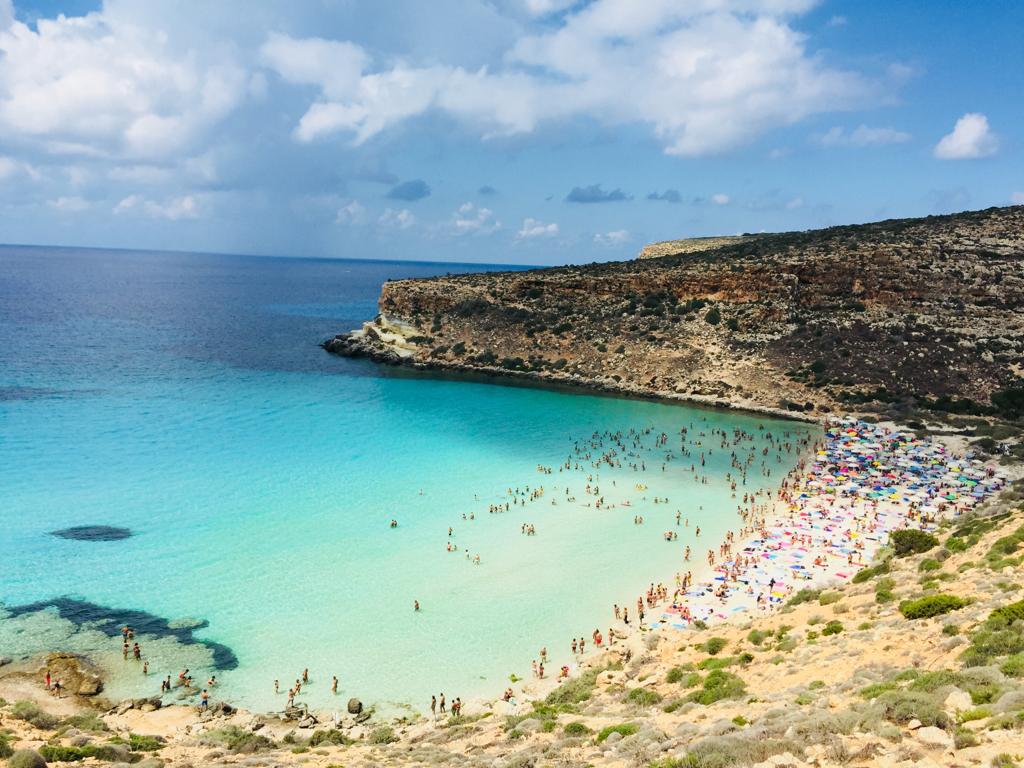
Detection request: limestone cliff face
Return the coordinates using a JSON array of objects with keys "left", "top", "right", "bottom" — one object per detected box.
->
[{"left": 324, "top": 206, "right": 1024, "bottom": 418}]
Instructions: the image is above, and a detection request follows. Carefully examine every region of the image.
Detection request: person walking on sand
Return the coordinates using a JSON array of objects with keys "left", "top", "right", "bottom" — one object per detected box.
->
[{"left": 439, "top": 693, "right": 446, "bottom": 714}]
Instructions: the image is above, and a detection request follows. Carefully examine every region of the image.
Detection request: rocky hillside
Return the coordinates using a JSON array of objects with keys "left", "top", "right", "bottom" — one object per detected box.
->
[
  {"left": 637, "top": 235, "right": 755, "bottom": 260},
  {"left": 325, "top": 206, "right": 1024, "bottom": 420}
]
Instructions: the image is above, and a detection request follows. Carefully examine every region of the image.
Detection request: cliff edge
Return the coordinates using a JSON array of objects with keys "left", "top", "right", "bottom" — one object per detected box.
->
[{"left": 325, "top": 206, "right": 1024, "bottom": 420}]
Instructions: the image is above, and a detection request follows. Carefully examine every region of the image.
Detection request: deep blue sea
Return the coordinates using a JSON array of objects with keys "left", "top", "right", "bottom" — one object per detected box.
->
[{"left": 0, "top": 245, "right": 812, "bottom": 712}]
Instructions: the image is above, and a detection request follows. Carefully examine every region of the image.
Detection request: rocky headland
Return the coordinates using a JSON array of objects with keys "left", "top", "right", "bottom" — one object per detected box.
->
[{"left": 324, "top": 205, "right": 1024, "bottom": 422}]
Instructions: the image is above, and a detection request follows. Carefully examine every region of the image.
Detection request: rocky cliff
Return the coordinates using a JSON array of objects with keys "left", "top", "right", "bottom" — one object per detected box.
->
[{"left": 325, "top": 206, "right": 1024, "bottom": 419}]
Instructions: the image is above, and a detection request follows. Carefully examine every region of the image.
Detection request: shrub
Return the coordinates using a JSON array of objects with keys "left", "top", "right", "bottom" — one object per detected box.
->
[
  {"left": 563, "top": 721, "right": 591, "bottom": 737},
  {"left": 822, "top": 620, "right": 844, "bottom": 636},
  {"left": 10, "top": 700, "right": 60, "bottom": 730},
  {"left": 687, "top": 670, "right": 746, "bottom": 705},
  {"left": 899, "top": 594, "right": 969, "bottom": 619},
  {"left": 890, "top": 529, "right": 939, "bottom": 557},
  {"left": 746, "top": 629, "right": 770, "bottom": 646},
  {"left": 698, "top": 656, "right": 734, "bottom": 671},
  {"left": 61, "top": 711, "right": 107, "bottom": 733},
  {"left": 546, "top": 666, "right": 606, "bottom": 705},
  {"left": 666, "top": 665, "right": 695, "bottom": 683},
  {"left": 852, "top": 561, "right": 890, "bottom": 584},
  {"left": 703, "top": 637, "right": 728, "bottom": 655},
  {"left": 0, "top": 733, "right": 12, "bottom": 760},
  {"left": 819, "top": 591, "right": 841, "bottom": 606},
  {"left": 1000, "top": 653, "right": 1024, "bottom": 677},
  {"left": 872, "top": 690, "right": 950, "bottom": 728},
  {"left": 202, "top": 726, "right": 275, "bottom": 753},
  {"left": 987, "top": 599, "right": 1024, "bottom": 629},
  {"left": 596, "top": 722, "right": 639, "bottom": 742},
  {"left": 787, "top": 588, "right": 821, "bottom": 606},
  {"left": 38, "top": 744, "right": 126, "bottom": 762},
  {"left": 308, "top": 729, "right": 351, "bottom": 747},
  {"left": 919, "top": 558, "right": 941, "bottom": 572},
  {"left": 368, "top": 726, "right": 397, "bottom": 744},
  {"left": 665, "top": 736, "right": 804, "bottom": 768},
  {"left": 704, "top": 307, "right": 721, "bottom": 325},
  {"left": 625, "top": 688, "right": 663, "bottom": 706},
  {"left": 7, "top": 750, "right": 47, "bottom": 768}
]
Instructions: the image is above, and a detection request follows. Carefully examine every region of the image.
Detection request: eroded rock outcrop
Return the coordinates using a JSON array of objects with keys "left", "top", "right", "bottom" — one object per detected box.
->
[{"left": 326, "top": 206, "right": 1024, "bottom": 418}]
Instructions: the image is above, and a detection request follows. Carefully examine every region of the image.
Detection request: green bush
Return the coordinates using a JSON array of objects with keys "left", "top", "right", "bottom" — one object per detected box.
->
[
  {"left": 852, "top": 561, "right": 891, "bottom": 583},
  {"left": 704, "top": 307, "right": 721, "bottom": 325},
  {"left": 890, "top": 529, "right": 939, "bottom": 557},
  {"left": 872, "top": 690, "right": 950, "bottom": 728},
  {"left": 697, "top": 656, "right": 734, "bottom": 671},
  {"left": 563, "top": 721, "right": 591, "bottom": 737},
  {"left": 987, "top": 599, "right": 1024, "bottom": 629},
  {"left": 662, "top": 736, "right": 804, "bottom": 768},
  {"left": 703, "top": 637, "right": 728, "bottom": 655},
  {"left": 746, "top": 629, "right": 770, "bottom": 646},
  {"left": 666, "top": 665, "right": 694, "bottom": 683},
  {"left": 61, "top": 711, "right": 108, "bottom": 733},
  {"left": 308, "top": 729, "right": 351, "bottom": 747},
  {"left": 686, "top": 670, "right": 746, "bottom": 705},
  {"left": 899, "top": 594, "right": 969, "bottom": 619},
  {"left": 6, "top": 750, "right": 47, "bottom": 768},
  {"left": 819, "top": 591, "right": 841, "bottom": 606},
  {"left": 0, "top": 733, "right": 13, "bottom": 760},
  {"left": 919, "top": 558, "right": 941, "bottom": 572},
  {"left": 596, "top": 722, "right": 639, "bottom": 742},
  {"left": 1000, "top": 652, "right": 1024, "bottom": 677},
  {"left": 38, "top": 743, "right": 126, "bottom": 762},
  {"left": 10, "top": 700, "right": 60, "bottom": 730},
  {"left": 822, "top": 620, "right": 844, "bottom": 636},
  {"left": 787, "top": 588, "right": 821, "bottom": 606},
  {"left": 368, "top": 726, "right": 397, "bottom": 744},
  {"left": 545, "top": 665, "right": 607, "bottom": 705},
  {"left": 202, "top": 726, "right": 275, "bottom": 753},
  {"left": 625, "top": 688, "right": 663, "bottom": 706}
]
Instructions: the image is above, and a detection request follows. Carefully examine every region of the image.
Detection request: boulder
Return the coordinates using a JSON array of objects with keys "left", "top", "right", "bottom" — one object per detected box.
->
[
  {"left": 115, "top": 700, "right": 135, "bottom": 715},
  {"left": 354, "top": 711, "right": 371, "bottom": 724},
  {"left": 915, "top": 726, "right": 953, "bottom": 749},
  {"left": 347, "top": 697, "right": 363, "bottom": 715},
  {"left": 69, "top": 735, "right": 93, "bottom": 747},
  {"left": 7, "top": 749, "right": 48, "bottom": 768},
  {"left": 77, "top": 678, "right": 103, "bottom": 696},
  {"left": 297, "top": 716, "right": 318, "bottom": 729},
  {"left": 135, "top": 758, "right": 165, "bottom": 768},
  {"left": 0, "top": 656, "right": 13, "bottom": 667},
  {"left": 943, "top": 689, "right": 972, "bottom": 712}
]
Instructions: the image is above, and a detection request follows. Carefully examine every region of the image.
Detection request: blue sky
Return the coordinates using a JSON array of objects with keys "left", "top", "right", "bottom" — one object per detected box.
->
[{"left": 0, "top": 0, "right": 1020, "bottom": 265}]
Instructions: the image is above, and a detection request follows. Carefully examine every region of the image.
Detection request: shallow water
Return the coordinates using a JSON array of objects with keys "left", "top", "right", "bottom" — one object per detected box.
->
[{"left": 0, "top": 245, "right": 814, "bottom": 712}]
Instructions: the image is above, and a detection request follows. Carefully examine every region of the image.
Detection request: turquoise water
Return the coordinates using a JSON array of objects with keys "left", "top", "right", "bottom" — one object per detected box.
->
[{"left": 0, "top": 245, "right": 813, "bottom": 712}]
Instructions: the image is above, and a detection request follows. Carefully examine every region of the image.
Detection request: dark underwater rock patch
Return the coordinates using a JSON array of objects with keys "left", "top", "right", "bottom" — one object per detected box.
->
[
  {"left": 50, "top": 525, "right": 133, "bottom": 541},
  {"left": 6, "top": 597, "right": 238, "bottom": 670}
]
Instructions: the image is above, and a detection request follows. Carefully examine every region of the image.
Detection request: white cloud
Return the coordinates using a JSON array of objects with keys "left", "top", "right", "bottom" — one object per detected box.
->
[
  {"left": 267, "top": 0, "right": 879, "bottom": 156},
  {"left": 0, "top": 9, "right": 248, "bottom": 160},
  {"left": 593, "top": 229, "right": 629, "bottom": 246},
  {"left": 48, "top": 195, "right": 91, "bottom": 212},
  {"left": 336, "top": 199, "right": 366, "bottom": 225},
  {"left": 711, "top": 193, "right": 730, "bottom": 205},
  {"left": 827, "top": 15, "right": 847, "bottom": 27},
  {"left": 451, "top": 201, "right": 501, "bottom": 235},
  {"left": 114, "top": 194, "right": 200, "bottom": 220},
  {"left": 1012, "top": 192, "right": 1024, "bottom": 205},
  {"left": 523, "top": 0, "right": 577, "bottom": 16},
  {"left": 817, "top": 124, "right": 911, "bottom": 147},
  {"left": 378, "top": 207, "right": 415, "bottom": 229},
  {"left": 516, "top": 217, "right": 559, "bottom": 239},
  {"left": 934, "top": 113, "right": 998, "bottom": 159}
]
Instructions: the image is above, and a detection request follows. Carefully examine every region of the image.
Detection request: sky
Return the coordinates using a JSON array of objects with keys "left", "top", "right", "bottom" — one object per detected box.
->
[{"left": 0, "top": 0, "right": 1020, "bottom": 265}]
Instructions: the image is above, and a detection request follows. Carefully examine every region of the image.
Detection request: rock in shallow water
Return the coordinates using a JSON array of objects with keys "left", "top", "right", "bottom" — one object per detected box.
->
[{"left": 50, "top": 525, "right": 132, "bottom": 541}]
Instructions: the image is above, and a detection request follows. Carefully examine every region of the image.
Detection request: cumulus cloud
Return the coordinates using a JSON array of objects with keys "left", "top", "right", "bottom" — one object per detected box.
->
[
  {"left": 817, "top": 124, "right": 911, "bottom": 147},
  {"left": 593, "top": 229, "right": 629, "bottom": 246},
  {"left": 566, "top": 183, "right": 629, "bottom": 203},
  {"left": 386, "top": 179, "right": 431, "bottom": 201},
  {"left": 266, "top": 0, "right": 880, "bottom": 156},
  {"left": 516, "top": 217, "right": 559, "bottom": 238},
  {"left": 647, "top": 189, "right": 682, "bottom": 203},
  {"left": 711, "top": 193, "right": 730, "bottom": 205},
  {"left": 934, "top": 113, "right": 998, "bottom": 159},
  {"left": 48, "top": 196, "right": 91, "bottom": 212},
  {"left": 378, "top": 207, "right": 415, "bottom": 229},
  {"left": 114, "top": 194, "right": 200, "bottom": 220},
  {"left": 335, "top": 199, "right": 366, "bottom": 225},
  {"left": 449, "top": 201, "right": 501, "bottom": 235},
  {"left": 0, "top": 10, "right": 248, "bottom": 160}
]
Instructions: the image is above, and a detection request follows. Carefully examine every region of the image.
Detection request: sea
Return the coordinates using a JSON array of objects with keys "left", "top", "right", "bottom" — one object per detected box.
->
[{"left": 0, "top": 245, "right": 815, "bottom": 713}]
